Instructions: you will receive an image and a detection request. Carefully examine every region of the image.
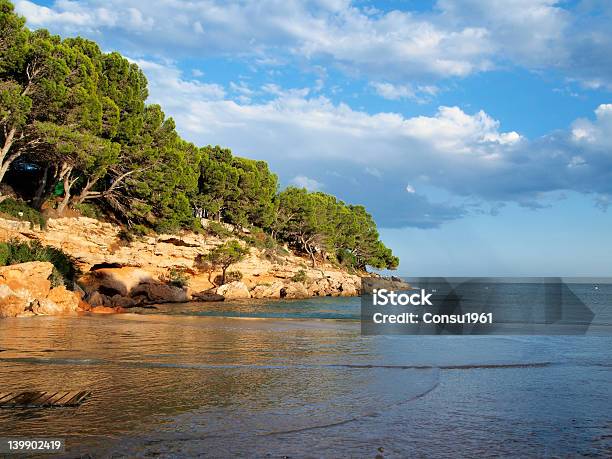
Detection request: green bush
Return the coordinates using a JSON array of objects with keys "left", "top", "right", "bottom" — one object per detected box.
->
[
  {"left": 291, "top": 269, "right": 307, "bottom": 283},
  {"left": 0, "top": 198, "right": 46, "bottom": 229},
  {"left": 0, "top": 240, "right": 77, "bottom": 287},
  {"left": 226, "top": 270, "right": 243, "bottom": 282},
  {"left": 161, "top": 268, "right": 190, "bottom": 288},
  {"left": 0, "top": 243, "right": 9, "bottom": 265},
  {"left": 118, "top": 224, "right": 150, "bottom": 244},
  {"left": 154, "top": 219, "right": 181, "bottom": 235},
  {"left": 206, "top": 221, "right": 232, "bottom": 238},
  {"left": 239, "top": 227, "right": 277, "bottom": 249},
  {"left": 117, "top": 229, "right": 134, "bottom": 243},
  {"left": 72, "top": 202, "right": 104, "bottom": 219}
]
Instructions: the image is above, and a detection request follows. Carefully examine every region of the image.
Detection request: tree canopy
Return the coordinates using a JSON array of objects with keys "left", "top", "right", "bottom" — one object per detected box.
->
[{"left": 0, "top": 0, "right": 398, "bottom": 271}]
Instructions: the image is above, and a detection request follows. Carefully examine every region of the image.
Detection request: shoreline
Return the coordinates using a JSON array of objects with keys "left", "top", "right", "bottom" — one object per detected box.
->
[{"left": 0, "top": 216, "right": 409, "bottom": 318}]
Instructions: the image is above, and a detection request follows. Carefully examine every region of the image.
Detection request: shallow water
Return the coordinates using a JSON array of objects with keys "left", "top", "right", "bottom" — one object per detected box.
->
[{"left": 0, "top": 297, "right": 611, "bottom": 458}]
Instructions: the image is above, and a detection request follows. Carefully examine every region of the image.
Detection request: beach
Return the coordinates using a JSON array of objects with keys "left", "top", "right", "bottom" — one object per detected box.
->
[{"left": 0, "top": 296, "right": 611, "bottom": 457}]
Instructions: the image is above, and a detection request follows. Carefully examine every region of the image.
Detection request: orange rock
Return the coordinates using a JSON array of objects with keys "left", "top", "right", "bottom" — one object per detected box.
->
[
  {"left": 0, "top": 285, "right": 30, "bottom": 318},
  {"left": 78, "top": 299, "right": 92, "bottom": 311},
  {"left": 0, "top": 261, "right": 53, "bottom": 299},
  {"left": 90, "top": 305, "right": 126, "bottom": 314},
  {"left": 46, "top": 286, "right": 80, "bottom": 313},
  {"left": 91, "top": 267, "right": 153, "bottom": 296}
]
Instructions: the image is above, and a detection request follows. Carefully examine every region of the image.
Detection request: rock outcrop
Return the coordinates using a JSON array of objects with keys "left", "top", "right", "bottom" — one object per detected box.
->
[
  {"left": 217, "top": 281, "right": 251, "bottom": 300},
  {"left": 0, "top": 262, "right": 82, "bottom": 318},
  {"left": 0, "top": 216, "right": 366, "bottom": 309},
  {"left": 361, "top": 276, "right": 411, "bottom": 294}
]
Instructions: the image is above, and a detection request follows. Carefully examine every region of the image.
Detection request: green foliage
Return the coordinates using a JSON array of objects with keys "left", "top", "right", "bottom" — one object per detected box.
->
[
  {"left": 242, "top": 227, "right": 278, "bottom": 250},
  {"left": 205, "top": 221, "right": 233, "bottom": 238},
  {"left": 215, "top": 270, "right": 242, "bottom": 285},
  {"left": 0, "top": 242, "right": 9, "bottom": 265},
  {"left": 195, "top": 146, "right": 277, "bottom": 228},
  {"left": 117, "top": 224, "right": 148, "bottom": 243},
  {"left": 205, "top": 240, "right": 249, "bottom": 285},
  {"left": 0, "top": 1, "right": 399, "bottom": 272},
  {"left": 225, "top": 270, "right": 243, "bottom": 282},
  {"left": 117, "top": 228, "right": 134, "bottom": 243},
  {"left": 0, "top": 240, "right": 77, "bottom": 286},
  {"left": 0, "top": 197, "right": 46, "bottom": 228},
  {"left": 72, "top": 202, "right": 103, "bottom": 219},
  {"left": 161, "top": 267, "right": 190, "bottom": 288},
  {"left": 291, "top": 269, "right": 308, "bottom": 283},
  {"left": 273, "top": 187, "right": 398, "bottom": 270}
]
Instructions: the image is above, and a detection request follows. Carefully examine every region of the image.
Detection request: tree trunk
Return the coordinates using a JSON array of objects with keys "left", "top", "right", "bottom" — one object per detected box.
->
[
  {"left": 300, "top": 235, "right": 316, "bottom": 267},
  {"left": 221, "top": 266, "right": 227, "bottom": 285},
  {"left": 72, "top": 177, "right": 99, "bottom": 206},
  {"left": 56, "top": 164, "right": 78, "bottom": 215},
  {"left": 208, "top": 269, "right": 216, "bottom": 287},
  {"left": 32, "top": 165, "right": 50, "bottom": 209},
  {"left": 0, "top": 127, "right": 17, "bottom": 184}
]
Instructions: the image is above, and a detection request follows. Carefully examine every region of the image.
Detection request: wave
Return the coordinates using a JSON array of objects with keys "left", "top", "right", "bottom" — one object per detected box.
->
[{"left": 0, "top": 357, "right": 555, "bottom": 371}]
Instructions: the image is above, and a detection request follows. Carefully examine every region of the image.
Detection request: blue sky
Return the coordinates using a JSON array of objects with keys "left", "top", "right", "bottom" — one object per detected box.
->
[{"left": 15, "top": 0, "right": 612, "bottom": 276}]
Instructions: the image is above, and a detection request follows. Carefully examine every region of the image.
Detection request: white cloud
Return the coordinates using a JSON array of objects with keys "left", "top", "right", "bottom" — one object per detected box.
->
[
  {"left": 405, "top": 185, "right": 416, "bottom": 194},
  {"left": 370, "top": 82, "right": 415, "bottom": 101},
  {"left": 6, "top": 0, "right": 498, "bottom": 83},
  {"left": 290, "top": 175, "right": 324, "bottom": 191},
  {"left": 571, "top": 104, "right": 612, "bottom": 148},
  {"left": 16, "top": 0, "right": 612, "bottom": 87},
  {"left": 130, "top": 60, "right": 612, "bottom": 225}
]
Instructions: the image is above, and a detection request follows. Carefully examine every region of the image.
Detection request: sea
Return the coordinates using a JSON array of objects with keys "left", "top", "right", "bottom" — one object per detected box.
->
[{"left": 0, "top": 282, "right": 611, "bottom": 458}]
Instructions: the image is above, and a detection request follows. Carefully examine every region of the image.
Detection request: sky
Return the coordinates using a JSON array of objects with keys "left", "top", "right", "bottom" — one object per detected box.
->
[{"left": 14, "top": 0, "right": 612, "bottom": 276}]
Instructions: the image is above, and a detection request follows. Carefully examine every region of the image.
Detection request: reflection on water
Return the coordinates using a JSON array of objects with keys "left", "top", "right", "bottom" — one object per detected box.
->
[{"left": 0, "top": 302, "right": 611, "bottom": 457}]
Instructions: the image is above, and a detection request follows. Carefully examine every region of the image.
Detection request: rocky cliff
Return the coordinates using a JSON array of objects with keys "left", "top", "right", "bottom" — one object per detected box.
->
[
  {"left": 0, "top": 261, "right": 82, "bottom": 317},
  {"left": 0, "top": 217, "right": 363, "bottom": 313}
]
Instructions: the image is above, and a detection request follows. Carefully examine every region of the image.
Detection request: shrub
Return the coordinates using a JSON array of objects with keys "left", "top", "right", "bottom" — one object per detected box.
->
[
  {"left": 0, "top": 240, "right": 77, "bottom": 287},
  {"left": 161, "top": 268, "right": 190, "bottom": 288},
  {"left": 206, "top": 221, "right": 232, "bottom": 238},
  {"left": 72, "top": 203, "right": 104, "bottom": 219},
  {"left": 132, "top": 224, "right": 150, "bottom": 236},
  {"left": 0, "top": 243, "right": 9, "bottom": 266},
  {"left": 0, "top": 198, "right": 46, "bottom": 229},
  {"left": 117, "top": 229, "right": 134, "bottom": 243},
  {"left": 241, "top": 228, "right": 279, "bottom": 250},
  {"left": 205, "top": 240, "right": 249, "bottom": 285},
  {"left": 154, "top": 219, "right": 181, "bottom": 235},
  {"left": 118, "top": 224, "right": 149, "bottom": 244},
  {"left": 291, "top": 269, "right": 307, "bottom": 283},
  {"left": 226, "top": 270, "right": 243, "bottom": 282},
  {"left": 215, "top": 270, "right": 243, "bottom": 285}
]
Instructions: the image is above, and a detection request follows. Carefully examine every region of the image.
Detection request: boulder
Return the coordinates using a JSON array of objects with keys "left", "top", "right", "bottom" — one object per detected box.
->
[
  {"left": 31, "top": 298, "right": 64, "bottom": 315},
  {"left": 86, "top": 291, "right": 109, "bottom": 307},
  {"left": 280, "top": 282, "right": 310, "bottom": 299},
  {"left": 0, "top": 285, "right": 30, "bottom": 318},
  {"left": 0, "top": 261, "right": 53, "bottom": 299},
  {"left": 307, "top": 277, "right": 332, "bottom": 297},
  {"left": 250, "top": 281, "right": 284, "bottom": 299},
  {"left": 131, "top": 282, "right": 189, "bottom": 303},
  {"left": 46, "top": 286, "right": 80, "bottom": 312},
  {"left": 109, "top": 294, "right": 139, "bottom": 308},
  {"left": 361, "top": 276, "right": 411, "bottom": 294},
  {"left": 217, "top": 281, "right": 251, "bottom": 300},
  {"left": 339, "top": 279, "right": 360, "bottom": 296},
  {"left": 91, "top": 267, "right": 153, "bottom": 296}
]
